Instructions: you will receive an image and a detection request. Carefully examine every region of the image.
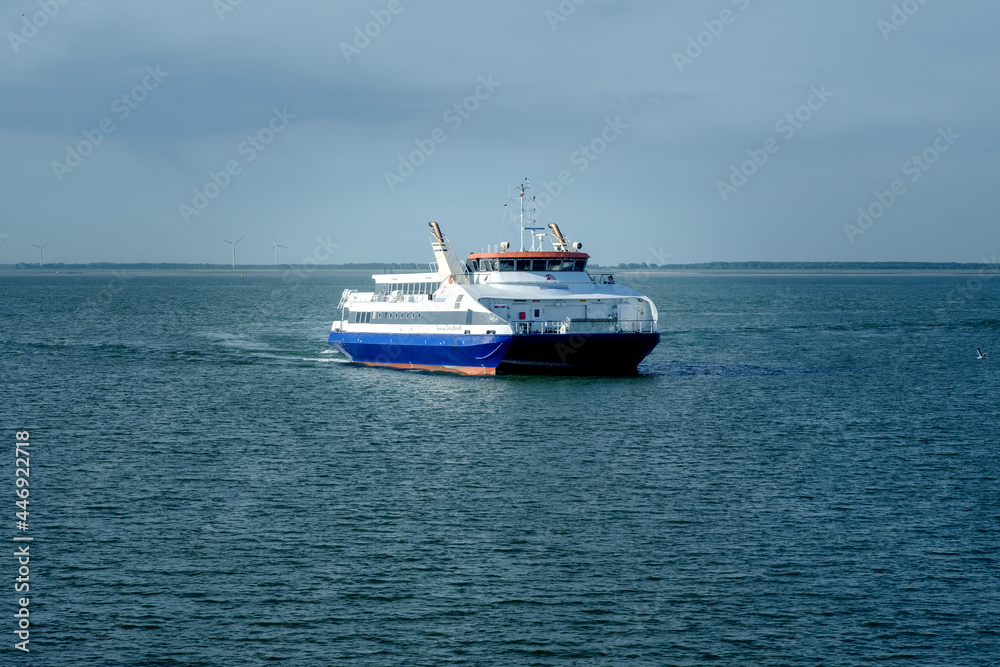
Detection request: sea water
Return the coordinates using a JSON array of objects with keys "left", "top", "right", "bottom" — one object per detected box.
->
[{"left": 2, "top": 272, "right": 998, "bottom": 665}]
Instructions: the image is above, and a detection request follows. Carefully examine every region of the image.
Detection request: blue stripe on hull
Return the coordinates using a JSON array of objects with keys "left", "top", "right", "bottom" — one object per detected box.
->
[{"left": 328, "top": 332, "right": 512, "bottom": 369}]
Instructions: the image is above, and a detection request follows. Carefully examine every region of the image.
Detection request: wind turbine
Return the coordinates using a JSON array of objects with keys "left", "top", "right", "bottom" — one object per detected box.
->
[
  {"left": 222, "top": 235, "right": 245, "bottom": 269},
  {"left": 30, "top": 242, "right": 48, "bottom": 266},
  {"left": 267, "top": 233, "right": 288, "bottom": 267}
]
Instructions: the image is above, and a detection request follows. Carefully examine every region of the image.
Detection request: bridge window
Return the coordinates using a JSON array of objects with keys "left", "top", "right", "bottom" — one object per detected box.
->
[{"left": 475, "top": 256, "right": 588, "bottom": 271}]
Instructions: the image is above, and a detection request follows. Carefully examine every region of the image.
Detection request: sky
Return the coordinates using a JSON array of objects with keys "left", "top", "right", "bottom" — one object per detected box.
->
[{"left": 2, "top": 0, "right": 998, "bottom": 265}]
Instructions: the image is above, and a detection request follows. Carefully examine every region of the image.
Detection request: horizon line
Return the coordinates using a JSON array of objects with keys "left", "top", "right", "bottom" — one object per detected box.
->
[{"left": 1, "top": 260, "right": 998, "bottom": 270}]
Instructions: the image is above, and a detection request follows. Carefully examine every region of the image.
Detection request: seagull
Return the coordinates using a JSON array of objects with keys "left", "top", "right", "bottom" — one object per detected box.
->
[{"left": 977, "top": 348, "right": 989, "bottom": 360}]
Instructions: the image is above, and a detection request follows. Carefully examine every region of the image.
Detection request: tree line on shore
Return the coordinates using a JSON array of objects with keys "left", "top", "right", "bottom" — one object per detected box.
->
[{"left": 4, "top": 261, "right": 996, "bottom": 271}]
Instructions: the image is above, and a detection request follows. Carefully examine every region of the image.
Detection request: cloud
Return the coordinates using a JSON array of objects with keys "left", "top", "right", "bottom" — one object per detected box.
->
[{"left": 1, "top": 0, "right": 998, "bottom": 263}]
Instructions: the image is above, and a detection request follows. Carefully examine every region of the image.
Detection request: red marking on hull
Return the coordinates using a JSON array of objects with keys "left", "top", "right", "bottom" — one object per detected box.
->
[{"left": 355, "top": 361, "right": 496, "bottom": 376}]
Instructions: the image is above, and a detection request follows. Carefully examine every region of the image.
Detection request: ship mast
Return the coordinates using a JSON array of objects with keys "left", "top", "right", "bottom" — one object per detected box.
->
[
  {"left": 519, "top": 181, "right": 525, "bottom": 251},
  {"left": 509, "top": 178, "right": 544, "bottom": 252}
]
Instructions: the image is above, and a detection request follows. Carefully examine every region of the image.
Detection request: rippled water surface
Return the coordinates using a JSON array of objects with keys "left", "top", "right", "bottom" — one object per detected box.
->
[{"left": 3, "top": 272, "right": 999, "bottom": 665}]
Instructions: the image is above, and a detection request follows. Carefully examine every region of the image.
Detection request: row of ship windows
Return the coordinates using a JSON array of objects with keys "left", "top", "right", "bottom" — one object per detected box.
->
[
  {"left": 350, "top": 311, "right": 421, "bottom": 323},
  {"left": 467, "top": 258, "right": 588, "bottom": 272},
  {"left": 376, "top": 282, "right": 437, "bottom": 295}
]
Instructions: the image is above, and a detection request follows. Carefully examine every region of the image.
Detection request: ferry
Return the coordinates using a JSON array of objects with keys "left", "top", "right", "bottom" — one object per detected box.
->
[{"left": 328, "top": 181, "right": 660, "bottom": 375}]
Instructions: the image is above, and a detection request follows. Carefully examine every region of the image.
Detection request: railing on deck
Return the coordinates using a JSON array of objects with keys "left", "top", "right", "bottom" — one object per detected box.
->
[
  {"left": 512, "top": 319, "right": 657, "bottom": 335},
  {"left": 345, "top": 291, "right": 434, "bottom": 305}
]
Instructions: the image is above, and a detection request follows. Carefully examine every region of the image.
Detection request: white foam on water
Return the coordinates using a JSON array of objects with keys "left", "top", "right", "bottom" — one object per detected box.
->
[{"left": 195, "top": 330, "right": 273, "bottom": 351}]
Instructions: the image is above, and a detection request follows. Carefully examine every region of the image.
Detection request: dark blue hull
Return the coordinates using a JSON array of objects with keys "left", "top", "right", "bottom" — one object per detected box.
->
[
  {"left": 497, "top": 332, "right": 660, "bottom": 375},
  {"left": 328, "top": 331, "right": 511, "bottom": 375}
]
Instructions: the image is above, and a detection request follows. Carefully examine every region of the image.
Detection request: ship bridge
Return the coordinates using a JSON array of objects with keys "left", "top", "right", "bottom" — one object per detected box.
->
[
  {"left": 464, "top": 251, "right": 594, "bottom": 285},
  {"left": 465, "top": 251, "right": 589, "bottom": 273}
]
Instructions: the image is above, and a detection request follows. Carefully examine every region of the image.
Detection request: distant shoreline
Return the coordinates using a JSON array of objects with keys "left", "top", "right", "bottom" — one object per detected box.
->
[
  {"left": 0, "top": 261, "right": 997, "bottom": 279},
  {"left": 1, "top": 261, "right": 997, "bottom": 270}
]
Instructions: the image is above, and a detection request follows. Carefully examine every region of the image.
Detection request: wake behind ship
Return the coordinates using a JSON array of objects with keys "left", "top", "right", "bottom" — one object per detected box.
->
[{"left": 328, "top": 181, "right": 660, "bottom": 375}]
